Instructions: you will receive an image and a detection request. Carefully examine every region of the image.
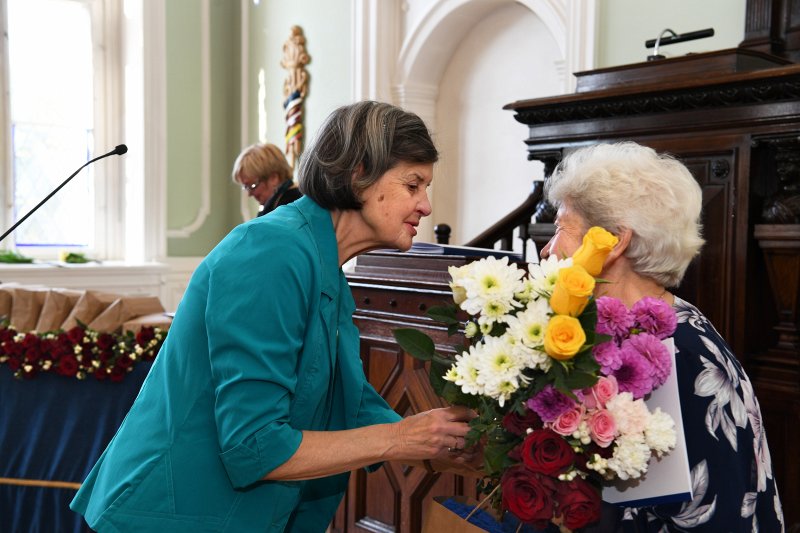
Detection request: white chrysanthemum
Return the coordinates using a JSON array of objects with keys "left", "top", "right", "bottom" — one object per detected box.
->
[
  {"left": 476, "top": 298, "right": 518, "bottom": 326},
  {"left": 505, "top": 298, "right": 551, "bottom": 349},
  {"left": 472, "top": 335, "right": 526, "bottom": 403},
  {"left": 512, "top": 343, "right": 550, "bottom": 373},
  {"left": 464, "top": 321, "right": 479, "bottom": 338},
  {"left": 514, "top": 278, "right": 537, "bottom": 304},
  {"left": 607, "top": 433, "right": 651, "bottom": 480},
  {"left": 449, "top": 264, "right": 473, "bottom": 305},
  {"left": 484, "top": 378, "right": 520, "bottom": 407},
  {"left": 606, "top": 392, "right": 650, "bottom": 435},
  {"left": 644, "top": 407, "right": 676, "bottom": 457},
  {"left": 528, "top": 255, "right": 572, "bottom": 296},
  {"left": 457, "top": 256, "right": 525, "bottom": 317},
  {"left": 444, "top": 351, "right": 484, "bottom": 395}
]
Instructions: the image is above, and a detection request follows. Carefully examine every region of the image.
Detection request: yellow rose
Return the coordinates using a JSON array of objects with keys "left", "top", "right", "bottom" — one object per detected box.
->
[
  {"left": 571, "top": 226, "right": 619, "bottom": 277},
  {"left": 549, "top": 265, "right": 595, "bottom": 317},
  {"left": 544, "top": 315, "right": 586, "bottom": 361}
]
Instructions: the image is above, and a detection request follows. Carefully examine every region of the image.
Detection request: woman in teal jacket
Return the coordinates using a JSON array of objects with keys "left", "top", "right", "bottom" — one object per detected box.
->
[{"left": 71, "top": 101, "right": 477, "bottom": 532}]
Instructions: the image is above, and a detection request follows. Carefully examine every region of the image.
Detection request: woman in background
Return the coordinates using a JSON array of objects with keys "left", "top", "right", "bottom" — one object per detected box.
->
[
  {"left": 72, "top": 101, "right": 479, "bottom": 532},
  {"left": 542, "top": 142, "right": 783, "bottom": 532},
  {"left": 232, "top": 142, "right": 302, "bottom": 216}
]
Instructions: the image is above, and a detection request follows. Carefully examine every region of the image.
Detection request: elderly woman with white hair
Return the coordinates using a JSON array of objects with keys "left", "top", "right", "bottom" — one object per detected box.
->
[{"left": 541, "top": 142, "right": 784, "bottom": 532}]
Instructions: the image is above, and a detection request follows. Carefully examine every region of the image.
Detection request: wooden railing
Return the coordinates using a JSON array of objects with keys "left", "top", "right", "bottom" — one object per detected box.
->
[{"left": 447, "top": 181, "right": 554, "bottom": 260}]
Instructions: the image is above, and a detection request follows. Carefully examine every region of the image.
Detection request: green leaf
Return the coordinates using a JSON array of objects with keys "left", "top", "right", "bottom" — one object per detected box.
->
[
  {"left": 563, "top": 370, "right": 600, "bottom": 390},
  {"left": 426, "top": 305, "right": 460, "bottom": 325},
  {"left": 429, "top": 359, "right": 449, "bottom": 396},
  {"left": 392, "top": 328, "right": 435, "bottom": 361}
]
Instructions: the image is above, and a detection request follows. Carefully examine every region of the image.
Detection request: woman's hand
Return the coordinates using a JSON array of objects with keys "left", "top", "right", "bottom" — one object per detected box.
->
[{"left": 390, "top": 406, "right": 476, "bottom": 460}]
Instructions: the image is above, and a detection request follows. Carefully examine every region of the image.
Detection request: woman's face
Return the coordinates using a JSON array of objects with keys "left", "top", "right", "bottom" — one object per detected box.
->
[
  {"left": 241, "top": 173, "right": 280, "bottom": 205},
  {"left": 358, "top": 161, "right": 433, "bottom": 251},
  {"left": 540, "top": 201, "right": 587, "bottom": 260}
]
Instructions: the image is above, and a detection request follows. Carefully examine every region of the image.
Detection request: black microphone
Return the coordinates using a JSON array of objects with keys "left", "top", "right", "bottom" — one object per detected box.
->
[{"left": 0, "top": 144, "right": 128, "bottom": 244}]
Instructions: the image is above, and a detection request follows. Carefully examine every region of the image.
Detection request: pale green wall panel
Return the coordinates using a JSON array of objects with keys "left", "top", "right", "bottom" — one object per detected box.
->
[
  {"left": 248, "top": 0, "right": 352, "bottom": 156},
  {"left": 597, "top": 0, "right": 747, "bottom": 68},
  {"left": 166, "top": 0, "right": 242, "bottom": 257}
]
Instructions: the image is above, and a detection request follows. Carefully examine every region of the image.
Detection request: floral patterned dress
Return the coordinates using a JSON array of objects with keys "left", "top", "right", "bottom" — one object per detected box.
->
[{"left": 621, "top": 297, "right": 784, "bottom": 532}]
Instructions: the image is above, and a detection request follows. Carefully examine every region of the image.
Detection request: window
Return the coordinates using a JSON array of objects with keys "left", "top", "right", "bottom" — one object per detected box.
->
[{"left": 1, "top": 0, "right": 128, "bottom": 260}]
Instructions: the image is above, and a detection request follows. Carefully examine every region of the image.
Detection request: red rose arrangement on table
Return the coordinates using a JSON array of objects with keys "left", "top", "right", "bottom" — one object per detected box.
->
[{"left": 395, "top": 227, "right": 678, "bottom": 531}]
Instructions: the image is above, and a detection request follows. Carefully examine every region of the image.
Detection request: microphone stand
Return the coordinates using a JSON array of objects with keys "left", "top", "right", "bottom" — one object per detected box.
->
[{"left": 0, "top": 144, "right": 128, "bottom": 244}]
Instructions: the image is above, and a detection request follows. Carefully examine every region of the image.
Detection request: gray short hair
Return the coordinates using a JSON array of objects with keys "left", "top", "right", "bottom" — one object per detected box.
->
[
  {"left": 546, "top": 142, "right": 704, "bottom": 287},
  {"left": 297, "top": 101, "right": 438, "bottom": 210}
]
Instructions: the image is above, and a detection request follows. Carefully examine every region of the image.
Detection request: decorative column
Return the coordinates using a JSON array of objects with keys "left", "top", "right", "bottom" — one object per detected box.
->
[{"left": 280, "top": 26, "right": 311, "bottom": 169}]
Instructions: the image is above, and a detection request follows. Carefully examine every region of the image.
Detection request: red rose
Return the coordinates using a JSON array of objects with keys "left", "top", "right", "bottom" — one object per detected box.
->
[
  {"left": 0, "top": 328, "right": 14, "bottom": 343},
  {"left": 96, "top": 333, "right": 114, "bottom": 350},
  {"left": 521, "top": 429, "right": 575, "bottom": 476},
  {"left": 116, "top": 354, "right": 133, "bottom": 368},
  {"left": 57, "top": 355, "right": 79, "bottom": 377},
  {"left": 66, "top": 327, "right": 85, "bottom": 344},
  {"left": 555, "top": 477, "right": 602, "bottom": 530},
  {"left": 94, "top": 368, "right": 107, "bottom": 381},
  {"left": 21, "top": 333, "right": 40, "bottom": 350},
  {"left": 7, "top": 356, "right": 21, "bottom": 371},
  {"left": 136, "top": 327, "right": 155, "bottom": 345},
  {"left": 501, "top": 465, "right": 556, "bottom": 529},
  {"left": 109, "top": 366, "right": 126, "bottom": 382},
  {"left": 503, "top": 408, "right": 543, "bottom": 436}
]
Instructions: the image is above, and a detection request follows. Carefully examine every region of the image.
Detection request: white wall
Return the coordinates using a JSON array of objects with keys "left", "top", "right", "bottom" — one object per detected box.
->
[
  {"left": 434, "top": 3, "right": 562, "bottom": 244},
  {"left": 597, "top": 0, "right": 747, "bottom": 67}
]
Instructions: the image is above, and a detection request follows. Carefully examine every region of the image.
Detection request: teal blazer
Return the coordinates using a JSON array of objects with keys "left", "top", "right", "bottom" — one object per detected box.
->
[{"left": 71, "top": 197, "right": 402, "bottom": 532}]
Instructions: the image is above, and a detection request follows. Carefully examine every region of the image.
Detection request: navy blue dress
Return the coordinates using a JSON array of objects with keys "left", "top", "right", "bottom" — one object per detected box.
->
[{"left": 621, "top": 297, "right": 784, "bottom": 532}]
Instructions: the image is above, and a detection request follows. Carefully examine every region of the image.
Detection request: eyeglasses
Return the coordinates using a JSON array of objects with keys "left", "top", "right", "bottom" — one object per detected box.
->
[{"left": 241, "top": 181, "right": 261, "bottom": 193}]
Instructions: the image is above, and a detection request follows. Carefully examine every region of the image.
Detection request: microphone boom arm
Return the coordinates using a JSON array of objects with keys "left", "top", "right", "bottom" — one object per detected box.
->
[{"left": 0, "top": 144, "right": 127, "bottom": 244}]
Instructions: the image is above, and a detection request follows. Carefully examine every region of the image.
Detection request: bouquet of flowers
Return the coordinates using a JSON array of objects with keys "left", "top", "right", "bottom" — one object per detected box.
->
[{"left": 394, "top": 227, "right": 679, "bottom": 531}]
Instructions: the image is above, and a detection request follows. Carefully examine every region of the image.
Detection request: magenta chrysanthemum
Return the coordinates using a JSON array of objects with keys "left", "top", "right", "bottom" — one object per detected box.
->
[
  {"left": 622, "top": 333, "right": 672, "bottom": 389},
  {"left": 631, "top": 297, "right": 677, "bottom": 340},
  {"left": 610, "top": 345, "right": 654, "bottom": 399},
  {"left": 593, "top": 341, "right": 623, "bottom": 375},
  {"left": 596, "top": 296, "right": 634, "bottom": 339},
  {"left": 526, "top": 385, "right": 576, "bottom": 423}
]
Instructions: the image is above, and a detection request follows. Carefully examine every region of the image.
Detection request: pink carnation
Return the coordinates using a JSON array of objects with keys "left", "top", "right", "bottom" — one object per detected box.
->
[
  {"left": 587, "top": 409, "right": 617, "bottom": 448},
  {"left": 596, "top": 296, "right": 634, "bottom": 339},
  {"left": 631, "top": 297, "right": 677, "bottom": 340}
]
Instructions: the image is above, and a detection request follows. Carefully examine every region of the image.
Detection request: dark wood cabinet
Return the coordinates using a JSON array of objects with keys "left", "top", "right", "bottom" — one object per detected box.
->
[{"left": 334, "top": 252, "right": 479, "bottom": 533}]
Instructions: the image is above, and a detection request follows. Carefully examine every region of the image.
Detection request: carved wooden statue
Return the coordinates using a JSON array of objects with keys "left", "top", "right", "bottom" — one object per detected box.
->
[{"left": 280, "top": 26, "right": 311, "bottom": 169}]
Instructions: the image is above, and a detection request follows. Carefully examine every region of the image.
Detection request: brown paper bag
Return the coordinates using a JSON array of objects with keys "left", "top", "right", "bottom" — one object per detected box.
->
[
  {"left": 61, "top": 290, "right": 121, "bottom": 331},
  {"left": 9, "top": 287, "right": 49, "bottom": 332},
  {"left": 88, "top": 296, "right": 165, "bottom": 333},
  {"left": 122, "top": 312, "right": 173, "bottom": 334},
  {"left": 422, "top": 496, "right": 490, "bottom": 533},
  {"left": 35, "top": 289, "right": 84, "bottom": 332},
  {"left": 0, "top": 285, "right": 15, "bottom": 322}
]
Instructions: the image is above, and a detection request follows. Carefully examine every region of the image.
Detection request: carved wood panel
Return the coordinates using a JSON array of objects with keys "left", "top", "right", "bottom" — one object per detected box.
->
[{"left": 332, "top": 274, "right": 479, "bottom": 533}]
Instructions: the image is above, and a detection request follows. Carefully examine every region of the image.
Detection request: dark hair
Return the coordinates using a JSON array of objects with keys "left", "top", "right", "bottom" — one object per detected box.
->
[{"left": 297, "top": 101, "right": 438, "bottom": 209}]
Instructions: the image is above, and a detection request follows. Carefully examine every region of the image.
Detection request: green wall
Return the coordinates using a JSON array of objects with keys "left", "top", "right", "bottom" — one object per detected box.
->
[
  {"left": 165, "top": 0, "right": 351, "bottom": 257},
  {"left": 597, "top": 0, "right": 747, "bottom": 68},
  {"left": 249, "top": 0, "right": 352, "bottom": 151}
]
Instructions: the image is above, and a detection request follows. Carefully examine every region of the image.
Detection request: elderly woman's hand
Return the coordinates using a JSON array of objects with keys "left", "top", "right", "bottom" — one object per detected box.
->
[{"left": 392, "top": 406, "right": 476, "bottom": 460}]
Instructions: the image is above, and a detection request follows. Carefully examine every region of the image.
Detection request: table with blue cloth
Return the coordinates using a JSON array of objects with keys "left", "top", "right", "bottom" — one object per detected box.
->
[{"left": 0, "top": 362, "right": 151, "bottom": 532}]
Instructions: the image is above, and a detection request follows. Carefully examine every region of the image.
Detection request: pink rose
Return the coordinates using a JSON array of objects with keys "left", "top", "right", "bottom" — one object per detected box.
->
[
  {"left": 584, "top": 375, "right": 618, "bottom": 409},
  {"left": 587, "top": 409, "right": 616, "bottom": 448},
  {"left": 548, "top": 405, "right": 584, "bottom": 437}
]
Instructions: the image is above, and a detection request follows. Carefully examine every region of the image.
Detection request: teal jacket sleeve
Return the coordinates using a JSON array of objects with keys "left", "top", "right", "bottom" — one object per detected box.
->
[{"left": 205, "top": 224, "right": 316, "bottom": 488}]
